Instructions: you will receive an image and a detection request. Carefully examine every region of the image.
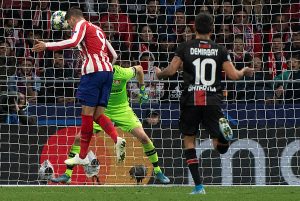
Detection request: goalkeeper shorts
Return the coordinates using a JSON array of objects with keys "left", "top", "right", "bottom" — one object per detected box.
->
[{"left": 93, "top": 107, "right": 142, "bottom": 133}]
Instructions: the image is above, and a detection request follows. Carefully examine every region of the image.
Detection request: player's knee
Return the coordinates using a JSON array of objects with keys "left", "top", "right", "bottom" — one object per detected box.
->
[
  {"left": 132, "top": 127, "right": 149, "bottom": 144},
  {"left": 216, "top": 143, "right": 229, "bottom": 154},
  {"left": 139, "top": 133, "right": 150, "bottom": 144},
  {"left": 213, "top": 139, "right": 230, "bottom": 154}
]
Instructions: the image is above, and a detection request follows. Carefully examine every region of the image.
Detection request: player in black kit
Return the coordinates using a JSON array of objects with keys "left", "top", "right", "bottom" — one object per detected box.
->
[{"left": 155, "top": 13, "right": 253, "bottom": 194}]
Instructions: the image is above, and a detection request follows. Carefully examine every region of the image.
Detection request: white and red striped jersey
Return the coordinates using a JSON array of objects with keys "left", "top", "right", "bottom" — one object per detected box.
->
[{"left": 45, "top": 19, "right": 117, "bottom": 75}]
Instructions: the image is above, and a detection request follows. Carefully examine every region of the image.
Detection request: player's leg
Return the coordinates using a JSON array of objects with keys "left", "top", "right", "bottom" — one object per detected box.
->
[
  {"left": 93, "top": 120, "right": 126, "bottom": 163},
  {"left": 94, "top": 106, "right": 119, "bottom": 143},
  {"left": 93, "top": 71, "right": 126, "bottom": 162},
  {"left": 64, "top": 105, "right": 95, "bottom": 165},
  {"left": 65, "top": 73, "right": 98, "bottom": 166},
  {"left": 180, "top": 106, "right": 206, "bottom": 194},
  {"left": 51, "top": 134, "right": 81, "bottom": 184},
  {"left": 202, "top": 105, "right": 232, "bottom": 154},
  {"left": 131, "top": 126, "right": 170, "bottom": 184},
  {"left": 52, "top": 122, "right": 117, "bottom": 184},
  {"left": 212, "top": 138, "right": 230, "bottom": 154}
]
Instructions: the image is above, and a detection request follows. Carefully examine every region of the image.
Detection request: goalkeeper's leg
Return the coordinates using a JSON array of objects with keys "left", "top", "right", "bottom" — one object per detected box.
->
[
  {"left": 93, "top": 121, "right": 126, "bottom": 163},
  {"left": 131, "top": 127, "right": 170, "bottom": 184},
  {"left": 50, "top": 134, "right": 81, "bottom": 184},
  {"left": 51, "top": 123, "right": 125, "bottom": 184}
]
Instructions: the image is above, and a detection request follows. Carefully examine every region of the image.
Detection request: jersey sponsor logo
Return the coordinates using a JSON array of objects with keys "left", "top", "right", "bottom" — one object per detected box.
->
[
  {"left": 190, "top": 48, "right": 218, "bottom": 56},
  {"left": 188, "top": 84, "right": 217, "bottom": 92}
]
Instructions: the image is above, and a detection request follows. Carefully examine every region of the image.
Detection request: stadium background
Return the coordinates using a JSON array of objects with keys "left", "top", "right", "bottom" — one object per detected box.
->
[{"left": 0, "top": 0, "right": 300, "bottom": 186}]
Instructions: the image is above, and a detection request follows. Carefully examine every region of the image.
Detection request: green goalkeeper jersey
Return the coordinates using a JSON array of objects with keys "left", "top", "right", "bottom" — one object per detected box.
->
[{"left": 106, "top": 65, "right": 136, "bottom": 110}]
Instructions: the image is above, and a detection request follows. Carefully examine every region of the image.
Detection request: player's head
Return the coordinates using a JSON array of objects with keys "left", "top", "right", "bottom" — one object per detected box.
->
[
  {"left": 65, "top": 7, "right": 84, "bottom": 28},
  {"left": 194, "top": 13, "right": 213, "bottom": 36}
]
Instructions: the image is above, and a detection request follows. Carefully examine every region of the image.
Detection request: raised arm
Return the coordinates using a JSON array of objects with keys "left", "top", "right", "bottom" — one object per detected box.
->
[
  {"left": 131, "top": 65, "right": 148, "bottom": 104},
  {"left": 46, "top": 20, "right": 86, "bottom": 51},
  {"left": 133, "top": 65, "right": 144, "bottom": 86}
]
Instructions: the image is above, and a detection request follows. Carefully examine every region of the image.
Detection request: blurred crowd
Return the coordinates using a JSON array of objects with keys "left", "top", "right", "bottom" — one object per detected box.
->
[{"left": 0, "top": 0, "right": 299, "bottom": 108}]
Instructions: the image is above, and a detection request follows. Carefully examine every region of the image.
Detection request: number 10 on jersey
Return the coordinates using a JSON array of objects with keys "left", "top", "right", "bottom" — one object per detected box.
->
[{"left": 192, "top": 58, "right": 216, "bottom": 86}]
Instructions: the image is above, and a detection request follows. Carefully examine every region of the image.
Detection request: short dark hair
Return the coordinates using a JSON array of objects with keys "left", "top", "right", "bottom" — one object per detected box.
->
[
  {"left": 146, "top": 0, "right": 159, "bottom": 4},
  {"left": 194, "top": 13, "right": 213, "bottom": 34},
  {"left": 272, "top": 33, "right": 282, "bottom": 41},
  {"left": 54, "top": 50, "right": 64, "bottom": 56},
  {"left": 223, "top": 0, "right": 232, "bottom": 4},
  {"left": 65, "top": 7, "right": 83, "bottom": 20}
]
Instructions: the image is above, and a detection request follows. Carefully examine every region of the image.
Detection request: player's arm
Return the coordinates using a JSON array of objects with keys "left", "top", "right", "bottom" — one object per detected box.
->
[
  {"left": 223, "top": 61, "right": 253, "bottom": 80},
  {"left": 131, "top": 65, "right": 148, "bottom": 104},
  {"left": 221, "top": 47, "right": 253, "bottom": 80},
  {"left": 132, "top": 65, "right": 144, "bottom": 87},
  {"left": 106, "top": 40, "right": 117, "bottom": 64},
  {"left": 33, "top": 20, "right": 86, "bottom": 52},
  {"left": 155, "top": 56, "right": 182, "bottom": 80}
]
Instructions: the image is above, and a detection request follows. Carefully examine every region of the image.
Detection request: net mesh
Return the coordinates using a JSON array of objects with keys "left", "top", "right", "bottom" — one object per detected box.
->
[{"left": 0, "top": 0, "right": 300, "bottom": 185}]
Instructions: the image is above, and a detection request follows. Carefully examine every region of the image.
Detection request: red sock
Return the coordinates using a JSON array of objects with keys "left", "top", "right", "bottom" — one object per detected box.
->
[
  {"left": 96, "top": 114, "right": 118, "bottom": 143},
  {"left": 79, "top": 115, "right": 93, "bottom": 159}
]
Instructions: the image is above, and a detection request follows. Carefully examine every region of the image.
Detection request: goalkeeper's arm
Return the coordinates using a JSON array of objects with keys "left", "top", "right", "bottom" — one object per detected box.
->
[
  {"left": 133, "top": 65, "right": 144, "bottom": 87},
  {"left": 132, "top": 65, "right": 148, "bottom": 104}
]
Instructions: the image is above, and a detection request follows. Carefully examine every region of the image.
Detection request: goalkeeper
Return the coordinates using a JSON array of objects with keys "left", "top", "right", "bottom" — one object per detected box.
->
[{"left": 51, "top": 64, "right": 170, "bottom": 184}]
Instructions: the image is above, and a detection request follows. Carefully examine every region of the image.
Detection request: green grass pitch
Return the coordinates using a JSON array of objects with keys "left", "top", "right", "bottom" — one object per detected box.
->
[{"left": 1, "top": 186, "right": 300, "bottom": 201}]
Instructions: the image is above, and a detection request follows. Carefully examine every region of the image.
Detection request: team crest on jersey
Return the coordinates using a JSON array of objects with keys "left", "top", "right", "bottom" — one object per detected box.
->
[{"left": 113, "top": 80, "right": 121, "bottom": 85}]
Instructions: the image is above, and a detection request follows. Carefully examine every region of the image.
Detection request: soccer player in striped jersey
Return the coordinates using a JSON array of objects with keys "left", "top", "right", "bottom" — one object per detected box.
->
[
  {"left": 33, "top": 7, "right": 126, "bottom": 165},
  {"left": 50, "top": 64, "right": 170, "bottom": 184}
]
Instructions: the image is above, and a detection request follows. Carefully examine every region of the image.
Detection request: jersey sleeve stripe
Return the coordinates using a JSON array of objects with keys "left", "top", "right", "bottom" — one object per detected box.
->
[{"left": 46, "top": 20, "right": 86, "bottom": 51}]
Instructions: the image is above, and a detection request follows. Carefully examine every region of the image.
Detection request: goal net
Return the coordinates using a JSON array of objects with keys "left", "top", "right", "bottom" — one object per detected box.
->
[{"left": 0, "top": 0, "right": 299, "bottom": 185}]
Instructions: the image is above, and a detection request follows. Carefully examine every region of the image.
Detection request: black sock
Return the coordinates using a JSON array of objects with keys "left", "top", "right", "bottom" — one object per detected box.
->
[{"left": 185, "top": 148, "right": 201, "bottom": 186}]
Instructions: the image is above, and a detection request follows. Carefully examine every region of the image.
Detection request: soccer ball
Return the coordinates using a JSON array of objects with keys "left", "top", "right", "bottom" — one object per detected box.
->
[{"left": 51, "top": 11, "right": 69, "bottom": 30}]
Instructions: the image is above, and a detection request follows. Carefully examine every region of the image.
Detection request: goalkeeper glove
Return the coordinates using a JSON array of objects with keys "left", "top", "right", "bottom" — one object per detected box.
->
[{"left": 139, "top": 85, "right": 149, "bottom": 105}]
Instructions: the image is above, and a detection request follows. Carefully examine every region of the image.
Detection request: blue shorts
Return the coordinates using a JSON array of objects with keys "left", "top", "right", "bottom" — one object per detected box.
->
[{"left": 76, "top": 71, "right": 113, "bottom": 107}]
